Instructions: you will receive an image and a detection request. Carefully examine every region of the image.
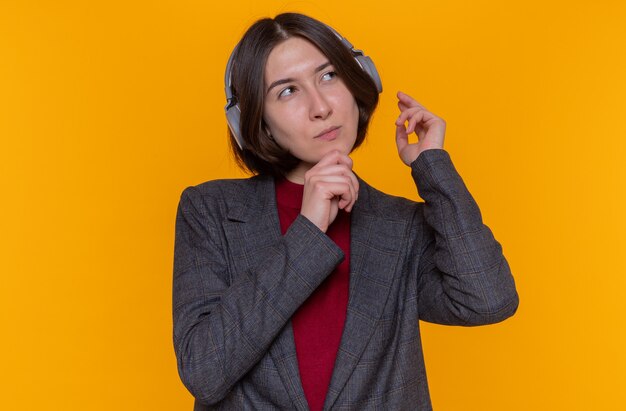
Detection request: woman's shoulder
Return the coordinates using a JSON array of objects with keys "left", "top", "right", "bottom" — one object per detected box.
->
[
  {"left": 191, "top": 174, "right": 265, "bottom": 193},
  {"left": 177, "top": 174, "right": 273, "bottom": 215},
  {"left": 181, "top": 174, "right": 268, "bottom": 196},
  {"left": 357, "top": 178, "right": 424, "bottom": 220}
]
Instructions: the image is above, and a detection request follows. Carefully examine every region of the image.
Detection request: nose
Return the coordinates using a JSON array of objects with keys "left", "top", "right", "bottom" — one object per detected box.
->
[{"left": 308, "top": 87, "right": 332, "bottom": 120}]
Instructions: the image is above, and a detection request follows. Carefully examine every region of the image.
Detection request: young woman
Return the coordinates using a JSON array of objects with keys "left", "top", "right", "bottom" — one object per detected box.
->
[{"left": 173, "top": 12, "right": 519, "bottom": 411}]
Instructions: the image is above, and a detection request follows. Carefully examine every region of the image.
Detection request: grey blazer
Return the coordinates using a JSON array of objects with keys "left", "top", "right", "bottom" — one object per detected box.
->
[{"left": 173, "top": 149, "right": 519, "bottom": 410}]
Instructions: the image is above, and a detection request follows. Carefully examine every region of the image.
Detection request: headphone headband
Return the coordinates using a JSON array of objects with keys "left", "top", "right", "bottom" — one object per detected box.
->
[{"left": 224, "top": 22, "right": 382, "bottom": 150}]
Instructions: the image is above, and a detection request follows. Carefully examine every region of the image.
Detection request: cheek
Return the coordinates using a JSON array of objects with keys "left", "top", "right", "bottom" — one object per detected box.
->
[
  {"left": 266, "top": 105, "right": 310, "bottom": 141},
  {"left": 348, "top": 99, "right": 360, "bottom": 131},
  {"left": 340, "top": 91, "right": 359, "bottom": 121},
  {"left": 263, "top": 107, "right": 286, "bottom": 138},
  {"left": 267, "top": 115, "right": 294, "bottom": 140},
  {"left": 263, "top": 113, "right": 296, "bottom": 151}
]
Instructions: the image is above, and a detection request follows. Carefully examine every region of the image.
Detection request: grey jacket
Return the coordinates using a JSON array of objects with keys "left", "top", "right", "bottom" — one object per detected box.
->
[{"left": 173, "top": 149, "right": 519, "bottom": 410}]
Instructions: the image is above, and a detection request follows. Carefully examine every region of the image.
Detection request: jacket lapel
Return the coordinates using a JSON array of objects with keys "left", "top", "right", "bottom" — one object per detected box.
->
[
  {"left": 268, "top": 323, "right": 310, "bottom": 410},
  {"left": 323, "top": 178, "right": 408, "bottom": 410},
  {"left": 220, "top": 176, "right": 309, "bottom": 410}
]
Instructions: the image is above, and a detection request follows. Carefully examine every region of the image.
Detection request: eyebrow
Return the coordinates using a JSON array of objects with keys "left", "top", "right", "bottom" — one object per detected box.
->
[{"left": 265, "top": 62, "right": 333, "bottom": 96}]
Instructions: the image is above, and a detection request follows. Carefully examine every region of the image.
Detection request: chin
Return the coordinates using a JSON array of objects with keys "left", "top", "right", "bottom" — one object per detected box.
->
[
  {"left": 315, "top": 146, "right": 350, "bottom": 161},
  {"left": 294, "top": 140, "right": 356, "bottom": 164}
]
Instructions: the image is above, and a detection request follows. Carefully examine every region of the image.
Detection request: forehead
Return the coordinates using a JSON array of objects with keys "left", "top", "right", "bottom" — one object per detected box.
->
[{"left": 264, "top": 37, "right": 329, "bottom": 81}]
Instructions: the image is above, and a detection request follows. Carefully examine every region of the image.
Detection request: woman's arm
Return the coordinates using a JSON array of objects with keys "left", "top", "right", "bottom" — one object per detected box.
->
[
  {"left": 173, "top": 186, "right": 343, "bottom": 404},
  {"left": 394, "top": 91, "right": 518, "bottom": 325},
  {"left": 411, "top": 149, "right": 519, "bottom": 325}
]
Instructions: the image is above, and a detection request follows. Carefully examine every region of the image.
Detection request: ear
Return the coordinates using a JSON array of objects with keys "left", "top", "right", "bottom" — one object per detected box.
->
[{"left": 261, "top": 119, "right": 274, "bottom": 141}]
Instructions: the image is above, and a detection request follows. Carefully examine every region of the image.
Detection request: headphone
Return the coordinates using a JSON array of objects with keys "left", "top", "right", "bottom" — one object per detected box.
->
[{"left": 224, "top": 23, "right": 382, "bottom": 150}]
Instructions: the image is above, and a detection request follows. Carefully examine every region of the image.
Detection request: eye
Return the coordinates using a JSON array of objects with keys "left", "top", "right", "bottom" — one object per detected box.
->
[
  {"left": 278, "top": 86, "right": 296, "bottom": 98},
  {"left": 321, "top": 71, "right": 337, "bottom": 81}
]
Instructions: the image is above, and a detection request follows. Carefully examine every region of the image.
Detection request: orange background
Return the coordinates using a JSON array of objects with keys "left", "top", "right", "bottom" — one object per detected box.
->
[{"left": 1, "top": 0, "right": 625, "bottom": 409}]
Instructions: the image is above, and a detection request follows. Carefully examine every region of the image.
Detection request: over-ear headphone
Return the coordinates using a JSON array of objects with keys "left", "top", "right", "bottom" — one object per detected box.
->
[{"left": 224, "top": 23, "right": 382, "bottom": 150}]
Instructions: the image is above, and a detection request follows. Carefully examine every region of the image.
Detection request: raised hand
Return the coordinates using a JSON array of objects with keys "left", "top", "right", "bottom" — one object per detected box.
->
[
  {"left": 300, "top": 150, "right": 359, "bottom": 233},
  {"left": 395, "top": 91, "right": 446, "bottom": 166}
]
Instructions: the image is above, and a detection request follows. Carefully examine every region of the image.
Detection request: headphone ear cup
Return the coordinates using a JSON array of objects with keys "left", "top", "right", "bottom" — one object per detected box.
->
[
  {"left": 355, "top": 55, "right": 383, "bottom": 94},
  {"left": 225, "top": 103, "right": 244, "bottom": 149}
]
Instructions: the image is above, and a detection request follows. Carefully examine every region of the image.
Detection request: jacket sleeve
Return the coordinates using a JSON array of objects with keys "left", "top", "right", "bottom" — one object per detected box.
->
[
  {"left": 411, "top": 149, "right": 519, "bottom": 326},
  {"left": 172, "top": 186, "right": 344, "bottom": 404}
]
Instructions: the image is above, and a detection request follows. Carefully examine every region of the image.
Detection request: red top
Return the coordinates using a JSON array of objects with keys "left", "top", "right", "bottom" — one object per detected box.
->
[{"left": 275, "top": 177, "right": 351, "bottom": 411}]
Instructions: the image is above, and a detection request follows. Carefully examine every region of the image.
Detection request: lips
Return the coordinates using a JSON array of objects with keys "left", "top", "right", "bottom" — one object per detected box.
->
[{"left": 314, "top": 126, "right": 341, "bottom": 140}]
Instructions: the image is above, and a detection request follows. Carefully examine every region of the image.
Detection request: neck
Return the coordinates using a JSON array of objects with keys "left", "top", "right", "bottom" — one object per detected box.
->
[{"left": 284, "top": 161, "right": 314, "bottom": 185}]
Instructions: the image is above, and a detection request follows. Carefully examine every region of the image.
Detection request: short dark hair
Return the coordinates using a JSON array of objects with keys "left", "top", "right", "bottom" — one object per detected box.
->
[{"left": 227, "top": 13, "right": 380, "bottom": 177}]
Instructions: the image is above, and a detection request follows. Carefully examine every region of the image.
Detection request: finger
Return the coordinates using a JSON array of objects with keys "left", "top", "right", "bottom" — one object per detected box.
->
[
  {"left": 312, "top": 165, "right": 358, "bottom": 196},
  {"left": 306, "top": 154, "right": 358, "bottom": 211},
  {"left": 395, "top": 123, "right": 409, "bottom": 153},
  {"left": 395, "top": 106, "right": 421, "bottom": 127},
  {"left": 315, "top": 150, "right": 354, "bottom": 170},
  {"left": 301, "top": 174, "right": 354, "bottom": 231},
  {"left": 398, "top": 100, "right": 424, "bottom": 111},
  {"left": 406, "top": 110, "right": 426, "bottom": 135},
  {"left": 395, "top": 109, "right": 410, "bottom": 127},
  {"left": 305, "top": 164, "right": 358, "bottom": 201},
  {"left": 397, "top": 94, "right": 424, "bottom": 110},
  {"left": 320, "top": 181, "right": 353, "bottom": 210},
  {"left": 397, "top": 90, "right": 426, "bottom": 109},
  {"left": 310, "top": 170, "right": 359, "bottom": 211},
  {"left": 343, "top": 171, "right": 359, "bottom": 211},
  {"left": 403, "top": 107, "right": 442, "bottom": 135},
  {"left": 309, "top": 174, "right": 355, "bottom": 201},
  {"left": 346, "top": 177, "right": 359, "bottom": 212},
  {"left": 311, "top": 163, "right": 354, "bottom": 177},
  {"left": 329, "top": 150, "right": 352, "bottom": 167},
  {"left": 332, "top": 152, "right": 353, "bottom": 169}
]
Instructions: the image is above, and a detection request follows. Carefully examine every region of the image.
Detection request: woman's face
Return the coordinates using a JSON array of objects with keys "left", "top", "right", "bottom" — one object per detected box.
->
[{"left": 262, "top": 37, "right": 359, "bottom": 168}]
